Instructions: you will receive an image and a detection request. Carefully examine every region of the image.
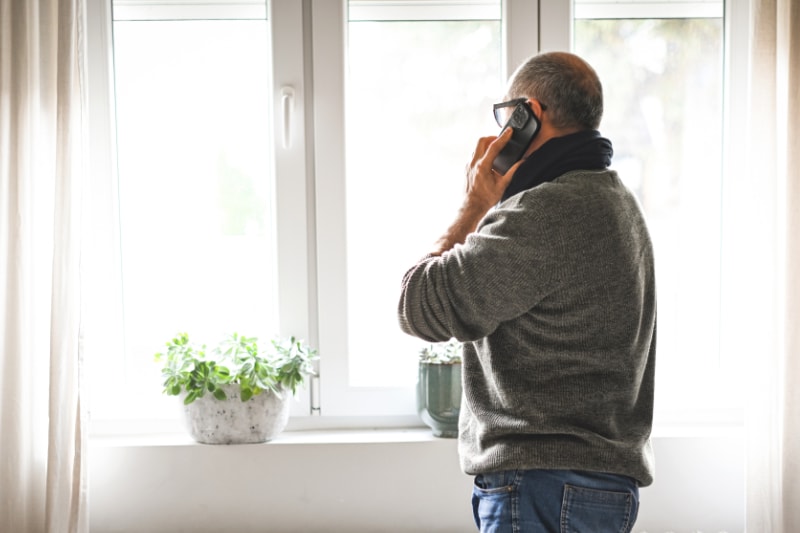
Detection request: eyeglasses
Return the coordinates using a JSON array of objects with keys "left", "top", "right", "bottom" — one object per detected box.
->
[{"left": 492, "top": 98, "right": 546, "bottom": 128}]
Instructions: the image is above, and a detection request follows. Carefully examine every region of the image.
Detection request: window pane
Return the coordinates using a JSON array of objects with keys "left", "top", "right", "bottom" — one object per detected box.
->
[
  {"left": 113, "top": 20, "right": 276, "bottom": 415},
  {"left": 345, "top": 18, "right": 502, "bottom": 387},
  {"left": 574, "top": 17, "right": 725, "bottom": 409}
]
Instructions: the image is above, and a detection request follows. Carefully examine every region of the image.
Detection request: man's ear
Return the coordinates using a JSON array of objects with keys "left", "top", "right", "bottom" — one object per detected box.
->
[{"left": 527, "top": 99, "right": 545, "bottom": 121}]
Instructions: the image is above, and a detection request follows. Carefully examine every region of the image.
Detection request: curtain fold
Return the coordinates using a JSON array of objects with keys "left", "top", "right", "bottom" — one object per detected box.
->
[
  {"left": 0, "top": 0, "right": 88, "bottom": 531},
  {"left": 746, "top": 0, "right": 800, "bottom": 531},
  {"left": 780, "top": 0, "right": 800, "bottom": 529}
]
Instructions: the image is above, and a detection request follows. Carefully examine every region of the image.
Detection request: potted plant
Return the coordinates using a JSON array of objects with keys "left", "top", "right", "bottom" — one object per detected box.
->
[
  {"left": 155, "top": 332, "right": 317, "bottom": 444},
  {"left": 417, "top": 338, "right": 463, "bottom": 438}
]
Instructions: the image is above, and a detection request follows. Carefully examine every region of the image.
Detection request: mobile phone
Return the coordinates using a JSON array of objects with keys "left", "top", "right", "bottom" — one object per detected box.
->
[{"left": 491, "top": 101, "right": 540, "bottom": 174}]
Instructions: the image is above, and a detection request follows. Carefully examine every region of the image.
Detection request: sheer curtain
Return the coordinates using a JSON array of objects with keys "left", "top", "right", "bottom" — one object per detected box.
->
[
  {"left": 746, "top": 0, "right": 800, "bottom": 531},
  {"left": 0, "top": 0, "right": 88, "bottom": 532}
]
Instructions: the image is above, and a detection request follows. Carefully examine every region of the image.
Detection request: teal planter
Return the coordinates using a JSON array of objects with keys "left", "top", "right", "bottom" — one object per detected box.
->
[{"left": 417, "top": 362, "right": 462, "bottom": 438}]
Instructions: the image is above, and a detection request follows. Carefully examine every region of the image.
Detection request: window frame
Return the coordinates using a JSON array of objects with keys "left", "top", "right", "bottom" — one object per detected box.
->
[
  {"left": 311, "top": 0, "right": 749, "bottom": 423},
  {"left": 86, "top": 0, "right": 754, "bottom": 432},
  {"left": 311, "top": 0, "right": 529, "bottom": 417},
  {"left": 87, "top": 0, "right": 316, "bottom": 425}
]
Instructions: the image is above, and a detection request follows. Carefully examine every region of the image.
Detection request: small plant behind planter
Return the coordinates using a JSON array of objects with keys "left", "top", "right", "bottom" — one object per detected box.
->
[
  {"left": 417, "top": 338, "right": 463, "bottom": 438},
  {"left": 155, "top": 332, "right": 317, "bottom": 444},
  {"left": 418, "top": 338, "right": 463, "bottom": 365}
]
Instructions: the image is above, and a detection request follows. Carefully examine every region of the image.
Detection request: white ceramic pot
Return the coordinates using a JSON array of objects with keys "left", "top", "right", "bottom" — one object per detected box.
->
[{"left": 181, "top": 384, "right": 291, "bottom": 444}]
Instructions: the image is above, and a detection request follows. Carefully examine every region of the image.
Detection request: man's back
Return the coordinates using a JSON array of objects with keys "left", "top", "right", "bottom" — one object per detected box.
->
[{"left": 398, "top": 168, "right": 656, "bottom": 486}]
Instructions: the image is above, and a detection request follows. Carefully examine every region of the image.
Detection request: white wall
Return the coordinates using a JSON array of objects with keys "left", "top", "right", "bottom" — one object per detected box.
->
[{"left": 89, "top": 428, "right": 744, "bottom": 533}]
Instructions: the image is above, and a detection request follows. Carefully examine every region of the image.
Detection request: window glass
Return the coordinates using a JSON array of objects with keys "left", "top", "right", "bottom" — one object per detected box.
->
[
  {"left": 574, "top": 15, "right": 726, "bottom": 409},
  {"left": 112, "top": 19, "right": 276, "bottom": 415},
  {"left": 344, "top": 17, "right": 502, "bottom": 387}
]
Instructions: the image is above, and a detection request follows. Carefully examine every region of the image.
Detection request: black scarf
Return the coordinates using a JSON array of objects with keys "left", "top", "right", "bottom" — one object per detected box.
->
[{"left": 501, "top": 130, "right": 613, "bottom": 202}]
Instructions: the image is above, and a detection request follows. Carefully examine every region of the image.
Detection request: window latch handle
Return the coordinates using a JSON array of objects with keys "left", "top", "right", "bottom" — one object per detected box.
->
[{"left": 281, "top": 86, "right": 294, "bottom": 149}]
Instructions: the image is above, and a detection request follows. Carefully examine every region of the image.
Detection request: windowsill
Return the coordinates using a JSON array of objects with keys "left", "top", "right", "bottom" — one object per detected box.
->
[
  {"left": 89, "top": 414, "right": 745, "bottom": 449},
  {"left": 89, "top": 426, "right": 453, "bottom": 447}
]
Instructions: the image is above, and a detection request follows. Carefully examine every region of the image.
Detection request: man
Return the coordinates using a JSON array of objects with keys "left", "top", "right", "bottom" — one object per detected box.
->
[{"left": 397, "top": 51, "right": 656, "bottom": 532}]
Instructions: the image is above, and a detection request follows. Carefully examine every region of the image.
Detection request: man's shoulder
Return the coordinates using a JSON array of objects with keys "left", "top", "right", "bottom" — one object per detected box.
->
[
  {"left": 505, "top": 169, "right": 618, "bottom": 206},
  {"left": 552, "top": 168, "right": 620, "bottom": 186}
]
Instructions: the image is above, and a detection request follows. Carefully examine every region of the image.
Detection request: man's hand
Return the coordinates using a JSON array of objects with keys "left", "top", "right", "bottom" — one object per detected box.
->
[
  {"left": 430, "top": 129, "right": 523, "bottom": 256},
  {"left": 464, "top": 128, "right": 520, "bottom": 212}
]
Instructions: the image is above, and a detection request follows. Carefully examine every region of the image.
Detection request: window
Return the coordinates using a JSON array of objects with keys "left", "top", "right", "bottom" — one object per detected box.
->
[
  {"left": 313, "top": 1, "right": 503, "bottom": 416},
  {"left": 345, "top": 14, "right": 501, "bottom": 388},
  {"left": 87, "top": 0, "right": 311, "bottom": 422},
  {"left": 113, "top": 16, "right": 276, "bottom": 417},
  {"left": 86, "top": 0, "right": 747, "bottom": 429},
  {"left": 572, "top": 1, "right": 735, "bottom": 415}
]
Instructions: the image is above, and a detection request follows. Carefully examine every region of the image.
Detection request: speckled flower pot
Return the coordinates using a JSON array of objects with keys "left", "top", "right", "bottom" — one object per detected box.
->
[
  {"left": 180, "top": 384, "right": 290, "bottom": 444},
  {"left": 417, "top": 363, "right": 462, "bottom": 438}
]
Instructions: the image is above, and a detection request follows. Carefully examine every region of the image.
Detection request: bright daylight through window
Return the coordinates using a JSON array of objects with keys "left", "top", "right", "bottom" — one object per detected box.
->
[{"left": 104, "top": 15, "right": 276, "bottom": 419}]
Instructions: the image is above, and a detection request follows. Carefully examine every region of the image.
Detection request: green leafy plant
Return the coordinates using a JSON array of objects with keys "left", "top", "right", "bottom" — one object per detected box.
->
[
  {"left": 155, "top": 332, "right": 318, "bottom": 405},
  {"left": 418, "top": 338, "right": 463, "bottom": 364}
]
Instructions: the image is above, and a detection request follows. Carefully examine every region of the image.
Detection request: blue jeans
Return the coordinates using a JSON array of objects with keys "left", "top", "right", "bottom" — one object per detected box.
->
[{"left": 472, "top": 469, "right": 639, "bottom": 533}]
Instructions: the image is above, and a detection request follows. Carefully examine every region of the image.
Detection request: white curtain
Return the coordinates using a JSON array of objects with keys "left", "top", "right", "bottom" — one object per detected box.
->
[
  {"left": 746, "top": 0, "right": 800, "bottom": 531},
  {"left": 778, "top": 0, "right": 800, "bottom": 528},
  {"left": 0, "top": 0, "right": 89, "bottom": 531}
]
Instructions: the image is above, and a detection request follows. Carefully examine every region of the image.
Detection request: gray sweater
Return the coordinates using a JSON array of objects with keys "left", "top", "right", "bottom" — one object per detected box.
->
[{"left": 398, "top": 169, "right": 656, "bottom": 486}]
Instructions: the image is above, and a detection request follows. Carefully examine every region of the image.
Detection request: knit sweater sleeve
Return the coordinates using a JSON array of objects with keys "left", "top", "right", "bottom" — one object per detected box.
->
[{"left": 398, "top": 192, "right": 558, "bottom": 343}]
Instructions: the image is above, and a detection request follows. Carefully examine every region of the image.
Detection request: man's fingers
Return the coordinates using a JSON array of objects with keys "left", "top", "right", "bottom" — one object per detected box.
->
[
  {"left": 500, "top": 158, "right": 524, "bottom": 182},
  {"left": 471, "top": 135, "right": 498, "bottom": 164},
  {"left": 486, "top": 127, "right": 514, "bottom": 158},
  {"left": 467, "top": 130, "right": 517, "bottom": 195},
  {"left": 473, "top": 129, "right": 512, "bottom": 176}
]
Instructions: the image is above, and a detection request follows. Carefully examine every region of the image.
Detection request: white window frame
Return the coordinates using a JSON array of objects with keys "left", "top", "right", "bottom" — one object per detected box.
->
[
  {"left": 87, "top": 0, "right": 316, "bottom": 427},
  {"left": 568, "top": 0, "right": 751, "bottom": 426},
  {"left": 111, "top": 0, "right": 268, "bottom": 20},
  {"left": 311, "top": 0, "right": 750, "bottom": 424},
  {"left": 311, "top": 0, "right": 536, "bottom": 418},
  {"left": 86, "top": 0, "right": 755, "bottom": 431}
]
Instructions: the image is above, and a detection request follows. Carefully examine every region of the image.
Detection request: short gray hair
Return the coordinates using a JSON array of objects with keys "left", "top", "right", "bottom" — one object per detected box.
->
[{"left": 507, "top": 52, "right": 603, "bottom": 130}]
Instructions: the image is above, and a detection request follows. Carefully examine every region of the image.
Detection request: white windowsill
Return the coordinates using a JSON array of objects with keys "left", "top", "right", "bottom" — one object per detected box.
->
[
  {"left": 89, "top": 417, "right": 744, "bottom": 449},
  {"left": 89, "top": 426, "right": 453, "bottom": 447}
]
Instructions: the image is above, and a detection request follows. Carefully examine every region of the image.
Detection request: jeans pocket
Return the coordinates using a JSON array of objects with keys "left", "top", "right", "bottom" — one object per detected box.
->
[
  {"left": 472, "top": 471, "right": 518, "bottom": 531},
  {"left": 560, "top": 484, "right": 637, "bottom": 533},
  {"left": 474, "top": 470, "right": 519, "bottom": 493}
]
